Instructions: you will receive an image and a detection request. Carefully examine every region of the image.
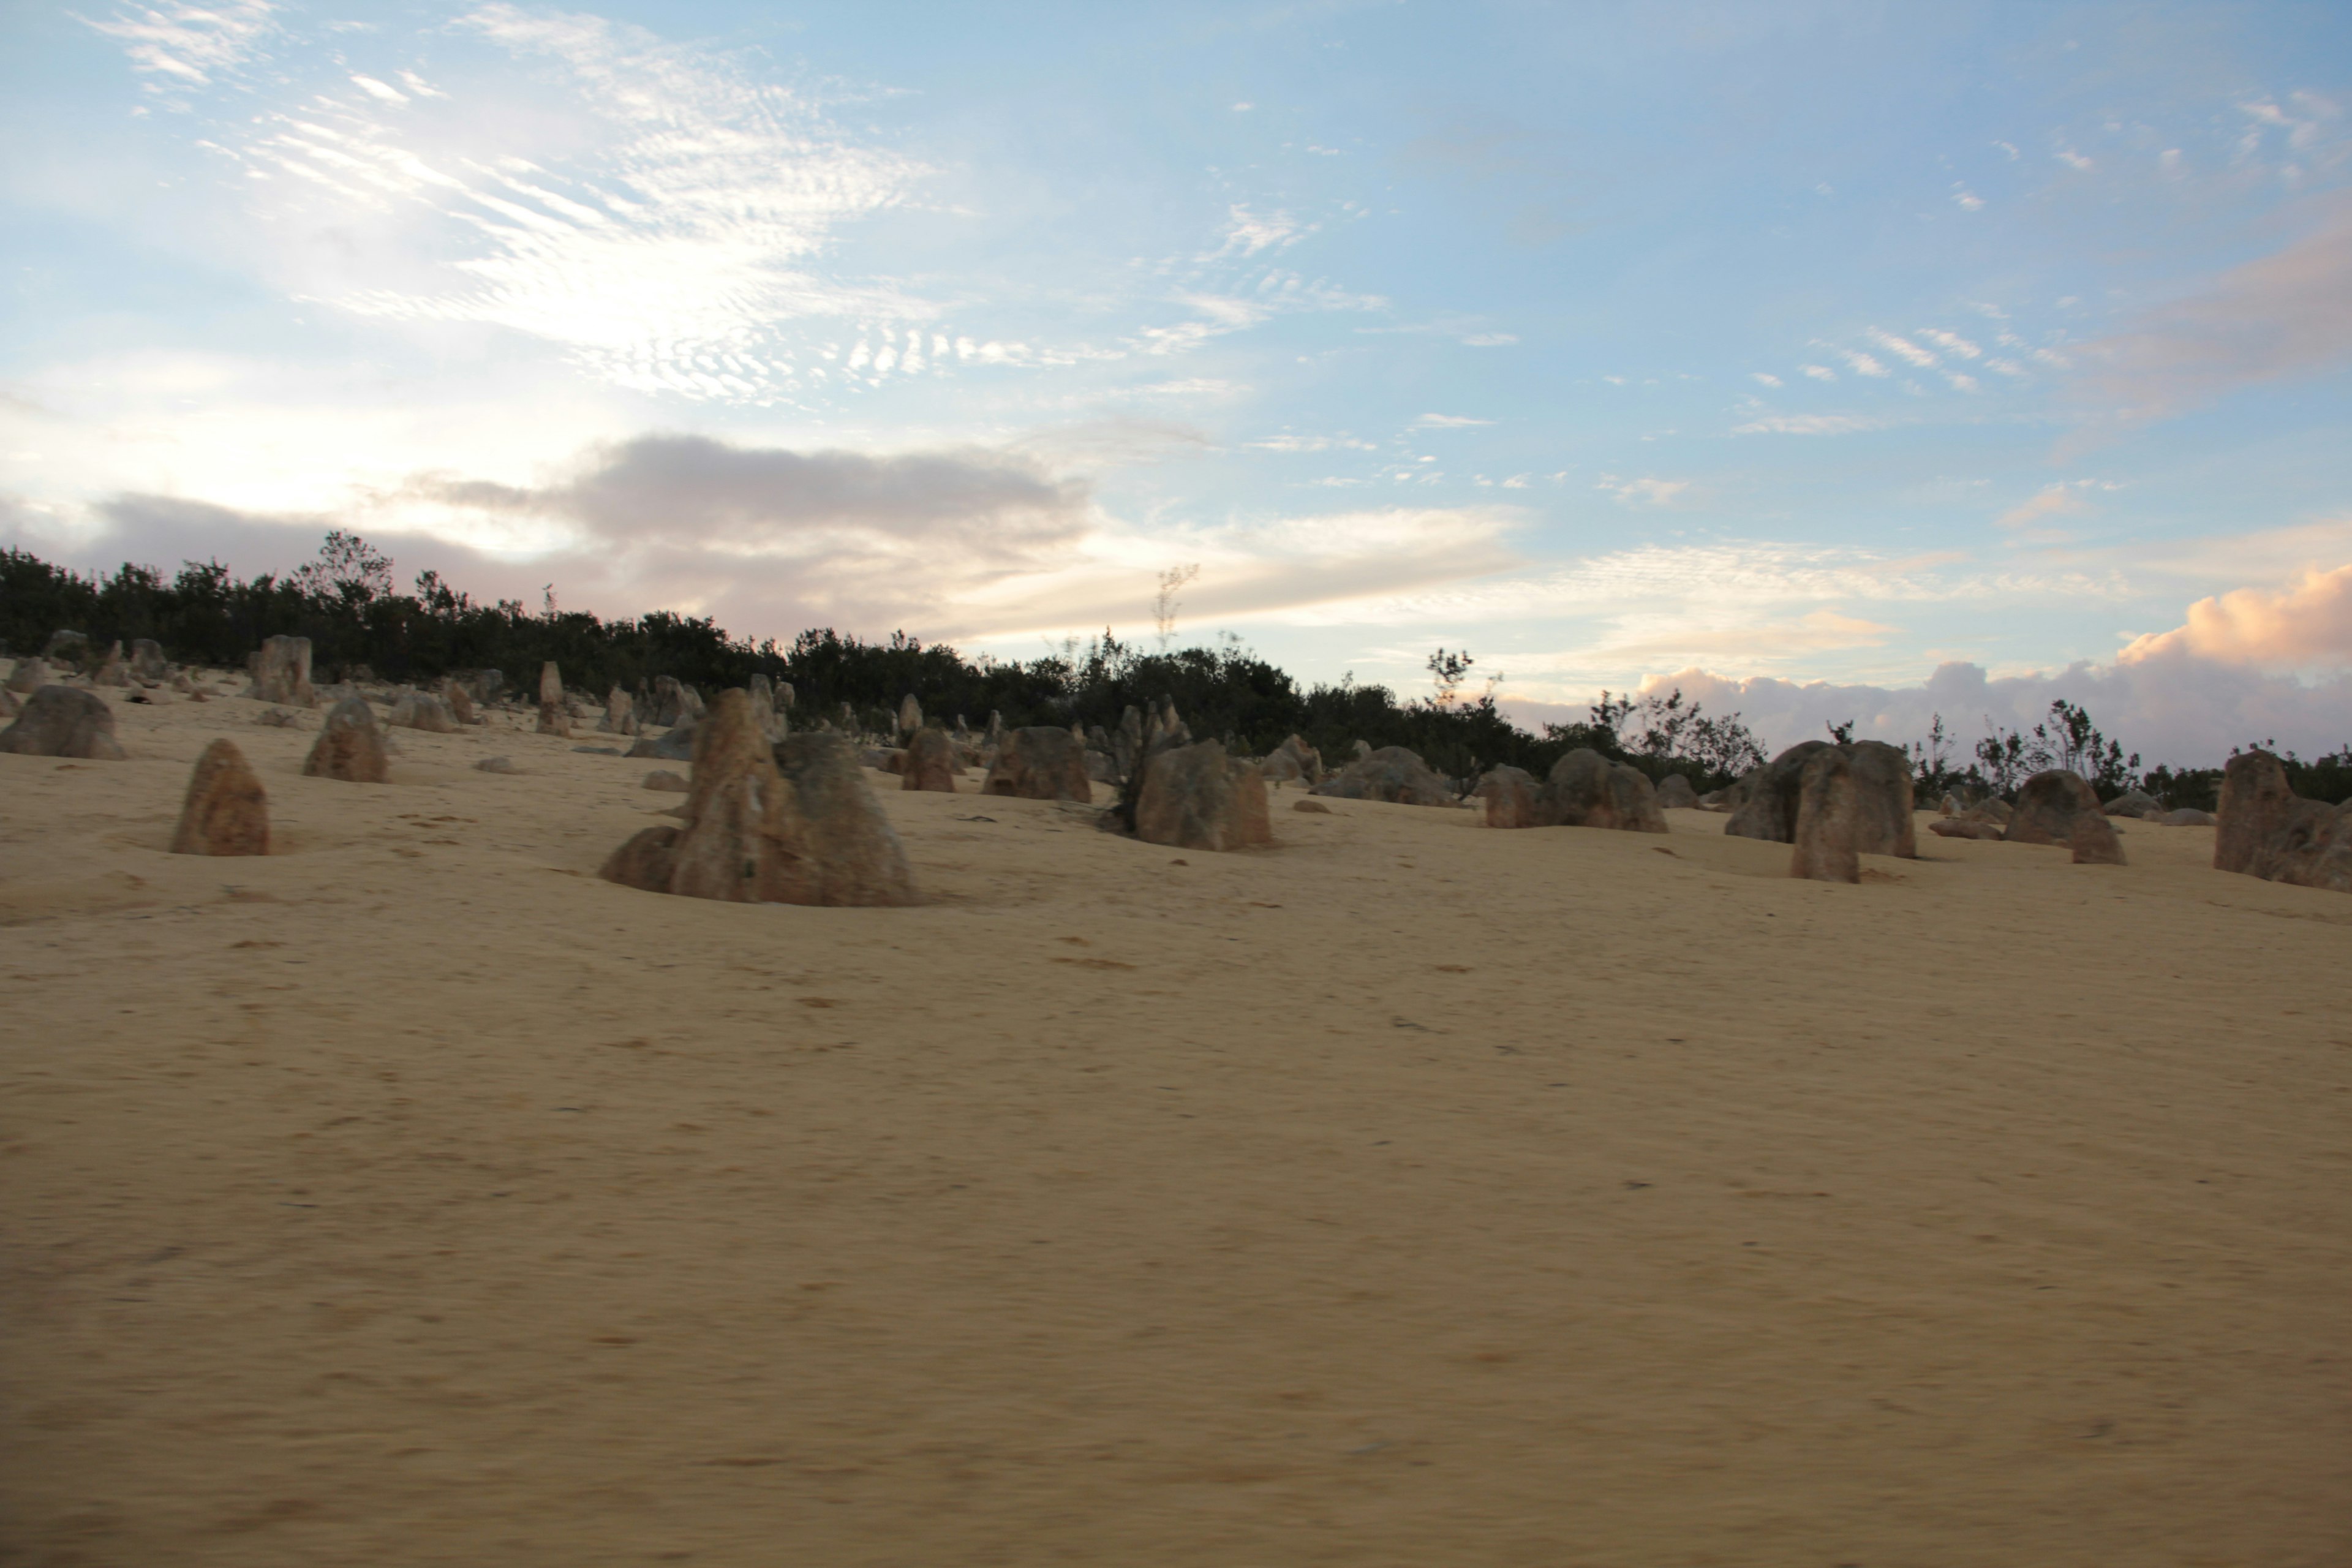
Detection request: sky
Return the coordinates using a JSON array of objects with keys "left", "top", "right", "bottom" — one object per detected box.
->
[{"left": 4, "top": 0, "right": 2351, "bottom": 762}]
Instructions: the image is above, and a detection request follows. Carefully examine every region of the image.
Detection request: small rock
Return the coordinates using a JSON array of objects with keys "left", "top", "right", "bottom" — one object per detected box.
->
[
  {"left": 2158, "top": 807, "right": 2216, "bottom": 827},
  {"left": 901, "top": 727, "right": 960, "bottom": 793},
  {"left": 246, "top": 635, "right": 317, "bottom": 707},
  {"left": 1654, "top": 773, "right": 1700, "bottom": 810},
  {"left": 303, "top": 695, "right": 390, "bottom": 783},
  {"left": 642, "top": 769, "right": 689, "bottom": 792},
  {"left": 476, "top": 756, "right": 519, "bottom": 774},
  {"left": 1293, "top": 799, "right": 1333, "bottom": 814}
]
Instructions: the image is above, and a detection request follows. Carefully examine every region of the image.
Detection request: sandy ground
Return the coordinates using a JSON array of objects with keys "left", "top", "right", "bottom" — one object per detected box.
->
[{"left": 2, "top": 684, "right": 2349, "bottom": 1567}]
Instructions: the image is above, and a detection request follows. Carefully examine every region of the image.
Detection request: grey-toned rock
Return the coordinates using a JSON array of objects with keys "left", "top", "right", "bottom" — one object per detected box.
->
[
  {"left": 2005, "top": 770, "right": 2101, "bottom": 847},
  {"left": 627, "top": 722, "right": 697, "bottom": 762},
  {"left": 643, "top": 769, "right": 689, "bottom": 792},
  {"left": 42, "top": 630, "right": 93, "bottom": 673},
  {"left": 1655, "top": 772, "right": 1700, "bottom": 810},
  {"left": 1939, "top": 793, "right": 1960, "bottom": 816},
  {"left": 1929, "top": 817, "right": 2004, "bottom": 840},
  {"left": 2102, "top": 788, "right": 2161, "bottom": 818},
  {"left": 170, "top": 739, "right": 268, "bottom": 856},
  {"left": 535, "top": 662, "right": 568, "bottom": 736},
  {"left": 1294, "top": 798, "right": 1332, "bottom": 814},
  {"left": 601, "top": 690, "right": 816, "bottom": 904},
  {"left": 648, "top": 676, "right": 689, "bottom": 727},
  {"left": 897, "top": 693, "right": 922, "bottom": 737},
  {"left": 1727, "top": 741, "right": 1914, "bottom": 857},
  {"left": 774, "top": 680, "right": 794, "bottom": 712},
  {"left": 131, "top": 639, "right": 168, "bottom": 682},
  {"left": 902, "top": 727, "right": 959, "bottom": 792},
  {"left": 1351, "top": 739, "right": 1372, "bottom": 762},
  {"left": 2215, "top": 749, "right": 2352, "bottom": 893},
  {"left": 0, "top": 685, "right": 126, "bottom": 759},
  {"left": 1532, "top": 748, "right": 1667, "bottom": 832},
  {"left": 93, "top": 641, "right": 130, "bottom": 687},
  {"left": 302, "top": 696, "right": 390, "bottom": 783},
  {"left": 1476, "top": 765, "right": 1540, "bottom": 828},
  {"left": 6, "top": 657, "right": 51, "bottom": 694},
  {"left": 1259, "top": 733, "right": 1324, "bottom": 785},
  {"left": 746, "top": 676, "right": 780, "bottom": 739},
  {"left": 983, "top": 726, "right": 1095, "bottom": 801},
  {"left": 776, "top": 730, "right": 920, "bottom": 905},
  {"left": 2071, "top": 812, "right": 2127, "bottom": 865},
  {"left": 388, "top": 689, "right": 461, "bottom": 733},
  {"left": 1134, "top": 739, "right": 1273, "bottom": 852},
  {"left": 1312, "top": 745, "right": 1452, "bottom": 807},
  {"left": 246, "top": 635, "right": 316, "bottom": 707},
  {"left": 984, "top": 710, "right": 1004, "bottom": 748},
  {"left": 2159, "top": 807, "right": 2216, "bottom": 827},
  {"left": 0, "top": 688, "right": 15, "bottom": 718},
  {"left": 1790, "top": 745, "right": 1862, "bottom": 883},
  {"left": 599, "top": 684, "right": 639, "bottom": 736},
  {"left": 476, "top": 756, "right": 519, "bottom": 774}
]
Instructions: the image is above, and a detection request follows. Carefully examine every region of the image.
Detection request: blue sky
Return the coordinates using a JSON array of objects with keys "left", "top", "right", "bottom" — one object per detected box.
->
[{"left": 4, "top": 1, "right": 2351, "bottom": 758}]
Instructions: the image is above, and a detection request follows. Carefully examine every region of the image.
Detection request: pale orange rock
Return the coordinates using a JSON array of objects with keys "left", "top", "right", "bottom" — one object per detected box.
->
[
  {"left": 169, "top": 739, "right": 268, "bottom": 856},
  {"left": 302, "top": 696, "right": 390, "bottom": 783}
]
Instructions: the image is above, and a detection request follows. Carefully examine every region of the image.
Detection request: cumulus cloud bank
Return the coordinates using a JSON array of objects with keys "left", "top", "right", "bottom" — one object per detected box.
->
[{"left": 2119, "top": 563, "right": 2352, "bottom": 668}]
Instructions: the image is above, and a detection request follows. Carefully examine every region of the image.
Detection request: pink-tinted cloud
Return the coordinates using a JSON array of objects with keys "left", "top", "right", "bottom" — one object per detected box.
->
[{"left": 2119, "top": 562, "right": 2352, "bottom": 667}]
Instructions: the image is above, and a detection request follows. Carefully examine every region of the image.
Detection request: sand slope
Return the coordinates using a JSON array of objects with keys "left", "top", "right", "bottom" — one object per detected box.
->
[{"left": 4, "top": 689, "right": 2349, "bottom": 1566}]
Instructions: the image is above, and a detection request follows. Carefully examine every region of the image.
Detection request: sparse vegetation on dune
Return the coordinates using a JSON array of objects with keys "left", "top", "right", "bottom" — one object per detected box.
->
[{"left": 6, "top": 536, "right": 2346, "bottom": 803}]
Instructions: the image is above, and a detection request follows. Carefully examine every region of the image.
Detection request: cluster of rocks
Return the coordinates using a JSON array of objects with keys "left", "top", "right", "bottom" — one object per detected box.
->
[
  {"left": 1477, "top": 749, "right": 1667, "bottom": 832},
  {"left": 2214, "top": 749, "right": 2351, "bottom": 893}
]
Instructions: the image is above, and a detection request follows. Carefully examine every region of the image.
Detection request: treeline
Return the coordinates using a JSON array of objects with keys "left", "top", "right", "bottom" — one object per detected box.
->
[{"left": 7, "top": 536, "right": 2345, "bottom": 804}]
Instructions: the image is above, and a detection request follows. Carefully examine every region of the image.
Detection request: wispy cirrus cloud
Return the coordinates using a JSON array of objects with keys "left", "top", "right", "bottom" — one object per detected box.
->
[{"left": 83, "top": 0, "right": 276, "bottom": 92}]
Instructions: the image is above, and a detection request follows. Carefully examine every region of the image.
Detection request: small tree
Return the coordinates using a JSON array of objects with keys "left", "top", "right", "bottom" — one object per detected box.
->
[
  {"left": 1153, "top": 564, "right": 1199, "bottom": 652},
  {"left": 1427, "top": 647, "right": 1477, "bottom": 706},
  {"left": 292, "top": 530, "right": 393, "bottom": 605}
]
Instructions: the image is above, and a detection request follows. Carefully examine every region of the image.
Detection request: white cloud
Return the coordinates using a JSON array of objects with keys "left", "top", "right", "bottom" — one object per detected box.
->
[
  {"left": 83, "top": 0, "right": 275, "bottom": 91},
  {"left": 1866, "top": 328, "right": 1939, "bottom": 368},
  {"left": 1596, "top": 477, "right": 1689, "bottom": 506},
  {"left": 1800, "top": 363, "right": 1837, "bottom": 382},
  {"left": 2120, "top": 562, "right": 2352, "bottom": 669},
  {"left": 1412, "top": 413, "right": 1493, "bottom": 429},
  {"left": 1461, "top": 333, "right": 1517, "bottom": 347},
  {"left": 2056, "top": 147, "right": 2095, "bottom": 172},
  {"left": 1918, "top": 328, "right": 1981, "bottom": 360},
  {"left": 1751, "top": 371, "right": 1784, "bottom": 386},
  {"left": 349, "top": 73, "right": 407, "bottom": 104},
  {"left": 1214, "top": 204, "right": 1308, "bottom": 258},
  {"left": 1996, "top": 479, "right": 2114, "bottom": 532},
  {"left": 1247, "top": 432, "right": 1378, "bottom": 453},
  {"left": 1732, "top": 413, "right": 1885, "bottom": 435},
  {"left": 1838, "top": 350, "right": 1889, "bottom": 377},
  {"left": 1952, "top": 186, "right": 1984, "bottom": 211}
]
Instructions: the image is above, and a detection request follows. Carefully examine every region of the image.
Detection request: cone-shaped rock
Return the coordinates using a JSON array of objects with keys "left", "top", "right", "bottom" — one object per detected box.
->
[
  {"left": 776, "top": 731, "right": 919, "bottom": 905},
  {"left": 599, "top": 684, "right": 638, "bottom": 736},
  {"left": 246, "top": 635, "right": 315, "bottom": 707},
  {"left": 536, "top": 662, "right": 568, "bottom": 736},
  {"left": 901, "top": 727, "right": 960, "bottom": 792},
  {"left": 388, "top": 690, "right": 461, "bottom": 732},
  {"left": 1259, "top": 733, "right": 1323, "bottom": 785},
  {"left": 443, "top": 679, "right": 477, "bottom": 724},
  {"left": 0, "top": 685, "right": 126, "bottom": 759},
  {"left": 170, "top": 739, "right": 269, "bottom": 855},
  {"left": 599, "top": 690, "right": 815, "bottom": 903},
  {"left": 897, "top": 693, "right": 922, "bottom": 736},
  {"left": 1134, "top": 739, "right": 1273, "bottom": 851},
  {"left": 982, "top": 726, "right": 1094, "bottom": 801},
  {"left": 131, "top": 639, "right": 168, "bottom": 682},
  {"left": 94, "top": 641, "right": 130, "bottom": 687},
  {"left": 302, "top": 695, "right": 390, "bottom": 783},
  {"left": 2070, "top": 812, "right": 2127, "bottom": 865},
  {"left": 6, "top": 657, "right": 51, "bottom": 694},
  {"left": 1790, "top": 746, "right": 1863, "bottom": 882},
  {"left": 1656, "top": 773, "right": 1700, "bottom": 810}
]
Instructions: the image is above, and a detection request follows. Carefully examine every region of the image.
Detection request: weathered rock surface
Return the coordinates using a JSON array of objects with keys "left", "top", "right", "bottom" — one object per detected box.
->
[
  {"left": 901, "top": 727, "right": 960, "bottom": 792},
  {"left": 388, "top": 690, "right": 461, "bottom": 733},
  {"left": 1134, "top": 739, "right": 1273, "bottom": 852},
  {"left": 897, "top": 693, "right": 922, "bottom": 736},
  {"left": 42, "top": 630, "right": 94, "bottom": 674},
  {"left": 0, "top": 688, "right": 15, "bottom": 718},
  {"left": 6, "top": 657, "right": 51, "bottom": 694},
  {"left": 131, "top": 639, "right": 168, "bottom": 682},
  {"left": 982, "top": 726, "right": 1095, "bottom": 801},
  {"left": 2215, "top": 749, "right": 2352, "bottom": 893},
  {"left": 1294, "top": 798, "right": 1332, "bottom": 815},
  {"left": 536, "top": 662, "right": 568, "bottom": 736},
  {"left": 302, "top": 695, "right": 390, "bottom": 783},
  {"left": 2071, "top": 813, "right": 2127, "bottom": 865},
  {"left": 599, "top": 685, "right": 639, "bottom": 736},
  {"left": 169, "top": 739, "right": 268, "bottom": 856},
  {"left": 2103, "top": 788, "right": 2162, "bottom": 818},
  {"left": 1259, "top": 733, "right": 1324, "bottom": 785},
  {"left": 642, "top": 769, "right": 689, "bottom": 792},
  {"left": 443, "top": 679, "right": 477, "bottom": 725},
  {"left": 1726, "top": 741, "right": 1915, "bottom": 856},
  {"left": 2160, "top": 807, "right": 2217, "bottom": 827},
  {"left": 476, "top": 756, "right": 518, "bottom": 774},
  {"left": 1655, "top": 772, "right": 1700, "bottom": 810},
  {"left": 1928, "top": 817, "right": 2004, "bottom": 840},
  {"left": 1476, "top": 765, "right": 1540, "bottom": 828},
  {"left": 1532, "top": 749, "right": 1667, "bottom": 832},
  {"left": 0, "top": 685, "right": 126, "bottom": 759},
  {"left": 626, "top": 722, "right": 697, "bottom": 762},
  {"left": 1311, "top": 745, "right": 1453, "bottom": 807},
  {"left": 93, "top": 642, "right": 130, "bottom": 687},
  {"left": 600, "top": 691, "right": 815, "bottom": 904},
  {"left": 776, "top": 731, "right": 920, "bottom": 905},
  {"left": 246, "top": 635, "right": 316, "bottom": 707},
  {"left": 2004, "top": 770, "right": 2102, "bottom": 847},
  {"left": 1789, "top": 746, "right": 1863, "bottom": 883}
]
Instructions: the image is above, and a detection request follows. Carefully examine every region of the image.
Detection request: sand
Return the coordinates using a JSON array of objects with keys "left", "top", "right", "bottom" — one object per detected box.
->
[{"left": 4, "top": 685, "right": 2350, "bottom": 1566}]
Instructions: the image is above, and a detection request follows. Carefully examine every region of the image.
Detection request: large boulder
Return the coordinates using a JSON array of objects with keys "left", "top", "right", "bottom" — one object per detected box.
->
[
  {"left": 5, "top": 657, "right": 51, "bottom": 695},
  {"left": 0, "top": 686, "right": 126, "bottom": 759},
  {"left": 601, "top": 691, "right": 815, "bottom": 903},
  {"left": 535, "top": 662, "right": 568, "bottom": 736},
  {"left": 776, "top": 731, "right": 919, "bottom": 905},
  {"left": 2071, "top": 813, "right": 2127, "bottom": 865},
  {"left": 1727, "top": 741, "right": 1914, "bottom": 856},
  {"left": 983, "top": 726, "right": 1095, "bottom": 801},
  {"left": 169, "top": 739, "right": 269, "bottom": 856},
  {"left": 388, "top": 689, "right": 461, "bottom": 733},
  {"left": 2102, "top": 788, "right": 2161, "bottom": 818},
  {"left": 1311, "top": 745, "right": 1453, "bottom": 806},
  {"left": 1259, "top": 733, "right": 1324, "bottom": 785},
  {"left": 1476, "top": 764, "right": 1540, "bottom": 828},
  {"left": 302, "top": 696, "right": 390, "bottom": 783},
  {"left": 1533, "top": 748, "right": 1666, "bottom": 832},
  {"left": 2215, "top": 750, "right": 2352, "bottom": 894},
  {"left": 2005, "top": 770, "right": 2102, "bottom": 846},
  {"left": 1655, "top": 772, "right": 1700, "bottom": 810},
  {"left": 1134, "top": 739, "right": 1273, "bottom": 852},
  {"left": 1789, "top": 746, "right": 1863, "bottom": 883},
  {"left": 130, "top": 638, "right": 168, "bottom": 682},
  {"left": 902, "top": 727, "right": 959, "bottom": 792},
  {"left": 246, "top": 635, "right": 316, "bottom": 707}
]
